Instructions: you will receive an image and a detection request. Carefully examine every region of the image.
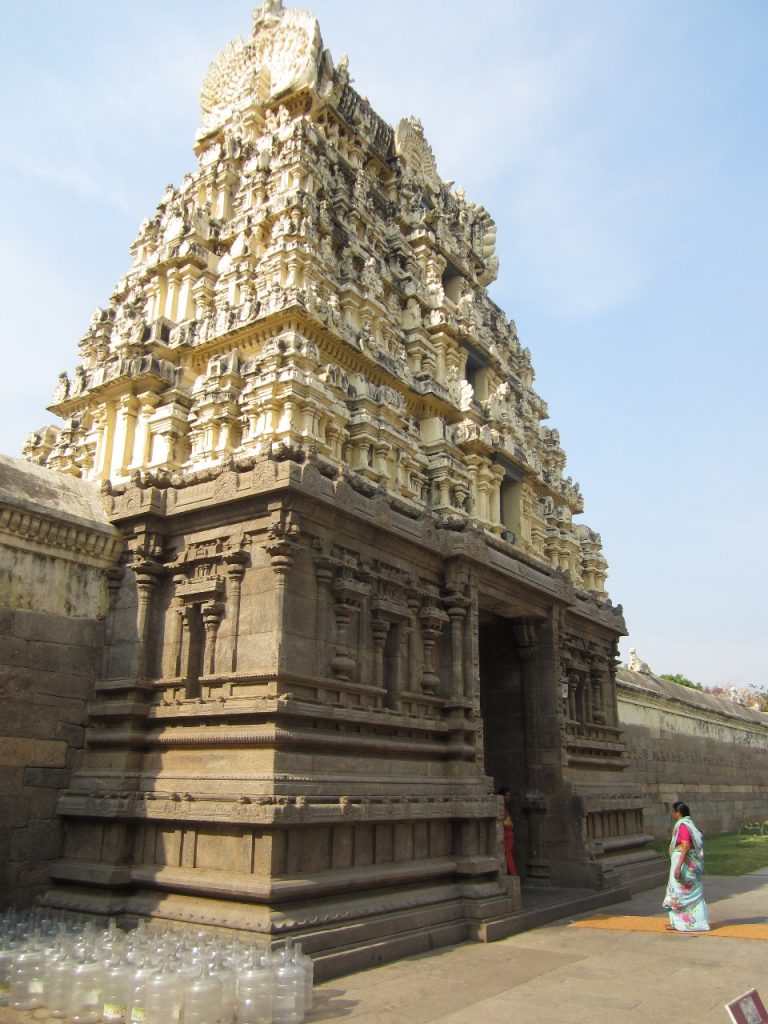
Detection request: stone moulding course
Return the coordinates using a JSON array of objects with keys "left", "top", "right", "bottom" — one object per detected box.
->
[{"left": 0, "top": 499, "right": 123, "bottom": 567}]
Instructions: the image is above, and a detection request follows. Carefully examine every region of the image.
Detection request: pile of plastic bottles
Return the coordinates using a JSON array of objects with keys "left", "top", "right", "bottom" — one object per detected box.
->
[{"left": 0, "top": 907, "right": 314, "bottom": 1023}]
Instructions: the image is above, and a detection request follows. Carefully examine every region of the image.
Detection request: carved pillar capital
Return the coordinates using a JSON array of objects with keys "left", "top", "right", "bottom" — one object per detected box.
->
[
  {"left": 264, "top": 511, "right": 300, "bottom": 577},
  {"left": 418, "top": 600, "right": 448, "bottom": 695}
]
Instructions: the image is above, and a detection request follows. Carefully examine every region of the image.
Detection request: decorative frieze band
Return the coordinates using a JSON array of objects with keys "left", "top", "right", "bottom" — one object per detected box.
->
[{"left": 0, "top": 501, "right": 123, "bottom": 566}]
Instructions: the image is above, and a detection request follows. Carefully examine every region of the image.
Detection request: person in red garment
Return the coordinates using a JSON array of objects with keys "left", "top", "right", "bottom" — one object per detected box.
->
[{"left": 499, "top": 787, "right": 517, "bottom": 876}]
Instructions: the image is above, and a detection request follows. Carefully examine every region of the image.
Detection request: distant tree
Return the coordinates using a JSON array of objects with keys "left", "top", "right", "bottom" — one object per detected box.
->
[{"left": 660, "top": 673, "right": 703, "bottom": 691}]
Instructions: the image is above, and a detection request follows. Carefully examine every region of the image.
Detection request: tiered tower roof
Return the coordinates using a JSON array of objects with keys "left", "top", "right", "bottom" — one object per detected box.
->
[{"left": 25, "top": 0, "right": 608, "bottom": 597}]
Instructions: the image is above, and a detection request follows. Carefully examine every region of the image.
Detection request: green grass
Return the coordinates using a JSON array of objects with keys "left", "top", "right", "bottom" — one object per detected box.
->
[{"left": 651, "top": 827, "right": 768, "bottom": 876}]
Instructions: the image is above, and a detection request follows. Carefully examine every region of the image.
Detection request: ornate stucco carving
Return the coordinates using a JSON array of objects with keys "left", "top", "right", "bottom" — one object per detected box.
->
[
  {"left": 25, "top": 2, "right": 610, "bottom": 601},
  {"left": 395, "top": 117, "right": 442, "bottom": 195},
  {"left": 199, "top": 2, "right": 322, "bottom": 138}
]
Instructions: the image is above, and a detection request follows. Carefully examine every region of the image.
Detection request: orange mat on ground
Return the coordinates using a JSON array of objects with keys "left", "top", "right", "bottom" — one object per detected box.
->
[{"left": 570, "top": 916, "right": 768, "bottom": 940}]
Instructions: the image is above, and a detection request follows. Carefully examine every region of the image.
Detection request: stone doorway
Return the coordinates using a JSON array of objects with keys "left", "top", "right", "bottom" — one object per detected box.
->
[{"left": 478, "top": 612, "right": 528, "bottom": 876}]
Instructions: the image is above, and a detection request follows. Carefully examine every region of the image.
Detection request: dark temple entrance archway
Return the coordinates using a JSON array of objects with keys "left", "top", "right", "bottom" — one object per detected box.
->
[{"left": 478, "top": 612, "right": 530, "bottom": 877}]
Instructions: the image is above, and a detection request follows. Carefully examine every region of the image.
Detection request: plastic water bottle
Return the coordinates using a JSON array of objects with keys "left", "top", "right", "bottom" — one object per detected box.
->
[
  {"left": 0, "top": 941, "right": 19, "bottom": 1006},
  {"left": 127, "top": 957, "right": 158, "bottom": 1024},
  {"left": 144, "top": 962, "right": 183, "bottom": 1024},
  {"left": 101, "top": 959, "right": 132, "bottom": 1024},
  {"left": 208, "top": 953, "right": 236, "bottom": 1024},
  {"left": 292, "top": 943, "right": 314, "bottom": 1013},
  {"left": 271, "top": 952, "right": 305, "bottom": 1024},
  {"left": 182, "top": 966, "right": 223, "bottom": 1024},
  {"left": 46, "top": 953, "right": 75, "bottom": 1019},
  {"left": 69, "top": 954, "right": 104, "bottom": 1024},
  {"left": 235, "top": 956, "right": 273, "bottom": 1024},
  {"left": 9, "top": 944, "right": 46, "bottom": 1010}
]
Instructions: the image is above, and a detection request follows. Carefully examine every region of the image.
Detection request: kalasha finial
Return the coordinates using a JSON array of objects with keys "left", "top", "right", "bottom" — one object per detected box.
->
[{"left": 253, "top": 0, "right": 284, "bottom": 31}]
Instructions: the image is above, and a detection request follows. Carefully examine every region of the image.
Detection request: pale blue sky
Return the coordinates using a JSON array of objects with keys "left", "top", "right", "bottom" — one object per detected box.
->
[{"left": 1, "top": 2, "right": 765, "bottom": 686}]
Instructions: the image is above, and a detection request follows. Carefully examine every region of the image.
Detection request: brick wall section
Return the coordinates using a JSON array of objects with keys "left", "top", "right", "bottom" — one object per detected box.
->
[
  {"left": 0, "top": 455, "right": 122, "bottom": 907},
  {"left": 617, "top": 668, "right": 768, "bottom": 839}
]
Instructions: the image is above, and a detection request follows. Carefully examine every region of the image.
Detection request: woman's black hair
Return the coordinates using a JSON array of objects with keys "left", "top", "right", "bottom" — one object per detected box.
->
[{"left": 672, "top": 800, "right": 690, "bottom": 817}]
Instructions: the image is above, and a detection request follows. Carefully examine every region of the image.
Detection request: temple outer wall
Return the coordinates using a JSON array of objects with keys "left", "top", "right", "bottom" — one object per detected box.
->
[
  {"left": 0, "top": 455, "right": 122, "bottom": 906},
  {"left": 617, "top": 668, "right": 768, "bottom": 838}
]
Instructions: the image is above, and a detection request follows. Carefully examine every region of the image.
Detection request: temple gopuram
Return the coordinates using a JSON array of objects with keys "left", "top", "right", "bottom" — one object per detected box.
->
[{"left": 24, "top": 0, "right": 662, "bottom": 976}]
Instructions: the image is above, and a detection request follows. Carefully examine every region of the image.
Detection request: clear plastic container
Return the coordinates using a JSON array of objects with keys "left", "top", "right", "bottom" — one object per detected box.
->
[
  {"left": 272, "top": 955, "right": 305, "bottom": 1024},
  {"left": 127, "top": 958, "right": 158, "bottom": 1024},
  {"left": 9, "top": 945, "right": 46, "bottom": 1010},
  {"left": 101, "top": 960, "right": 132, "bottom": 1024},
  {"left": 0, "top": 943, "right": 18, "bottom": 1007},
  {"left": 291, "top": 943, "right": 314, "bottom": 1014},
  {"left": 235, "top": 958, "right": 273, "bottom": 1024},
  {"left": 144, "top": 964, "right": 183, "bottom": 1024},
  {"left": 183, "top": 966, "right": 224, "bottom": 1024},
  {"left": 69, "top": 955, "right": 104, "bottom": 1024},
  {"left": 46, "top": 954, "right": 75, "bottom": 1018},
  {"left": 208, "top": 954, "right": 236, "bottom": 1024}
]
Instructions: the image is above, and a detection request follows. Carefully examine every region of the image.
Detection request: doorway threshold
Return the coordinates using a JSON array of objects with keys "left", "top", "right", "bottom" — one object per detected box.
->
[{"left": 481, "top": 883, "right": 632, "bottom": 940}]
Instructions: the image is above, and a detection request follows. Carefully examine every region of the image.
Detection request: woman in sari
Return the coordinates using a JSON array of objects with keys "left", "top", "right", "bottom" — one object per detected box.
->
[
  {"left": 663, "top": 800, "right": 710, "bottom": 932},
  {"left": 498, "top": 787, "right": 517, "bottom": 876}
]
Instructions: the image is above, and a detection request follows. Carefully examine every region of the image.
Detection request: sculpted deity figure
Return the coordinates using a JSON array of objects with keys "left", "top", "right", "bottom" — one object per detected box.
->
[
  {"left": 71, "top": 365, "right": 87, "bottom": 397},
  {"left": 357, "top": 319, "right": 373, "bottom": 352},
  {"left": 53, "top": 373, "right": 70, "bottom": 403},
  {"left": 360, "top": 256, "right": 382, "bottom": 299},
  {"left": 326, "top": 292, "right": 341, "bottom": 327},
  {"left": 402, "top": 297, "right": 421, "bottom": 331},
  {"left": 339, "top": 249, "right": 355, "bottom": 279}
]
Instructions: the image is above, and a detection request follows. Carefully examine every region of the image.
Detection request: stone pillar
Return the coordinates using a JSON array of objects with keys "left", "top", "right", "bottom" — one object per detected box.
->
[
  {"left": 489, "top": 463, "right": 505, "bottom": 527},
  {"left": 224, "top": 553, "right": 247, "bottom": 674},
  {"left": 329, "top": 598, "right": 358, "bottom": 682},
  {"left": 264, "top": 514, "right": 300, "bottom": 670},
  {"left": 371, "top": 616, "right": 390, "bottom": 690},
  {"left": 131, "top": 392, "right": 160, "bottom": 470},
  {"left": 202, "top": 601, "right": 223, "bottom": 675},
  {"left": 514, "top": 620, "right": 549, "bottom": 883},
  {"left": 590, "top": 660, "right": 606, "bottom": 724},
  {"left": 445, "top": 595, "right": 469, "bottom": 702},
  {"left": 93, "top": 404, "right": 115, "bottom": 481},
  {"left": 419, "top": 600, "right": 448, "bottom": 695},
  {"left": 114, "top": 395, "right": 139, "bottom": 477},
  {"left": 176, "top": 268, "right": 199, "bottom": 322},
  {"left": 165, "top": 268, "right": 182, "bottom": 321},
  {"left": 314, "top": 553, "right": 336, "bottom": 676},
  {"left": 607, "top": 647, "right": 622, "bottom": 727},
  {"left": 169, "top": 597, "right": 185, "bottom": 679},
  {"left": 181, "top": 605, "right": 200, "bottom": 698},
  {"left": 132, "top": 560, "right": 162, "bottom": 682},
  {"left": 328, "top": 563, "right": 369, "bottom": 683},
  {"left": 405, "top": 588, "right": 422, "bottom": 692}
]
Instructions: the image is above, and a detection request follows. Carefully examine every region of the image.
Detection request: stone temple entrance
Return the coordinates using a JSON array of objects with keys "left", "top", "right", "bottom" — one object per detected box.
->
[
  {"left": 22, "top": 0, "right": 665, "bottom": 977},
  {"left": 478, "top": 614, "right": 528, "bottom": 868}
]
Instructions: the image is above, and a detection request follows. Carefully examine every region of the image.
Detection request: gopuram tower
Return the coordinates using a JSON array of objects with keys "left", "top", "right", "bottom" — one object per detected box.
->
[{"left": 25, "top": 1, "right": 661, "bottom": 975}]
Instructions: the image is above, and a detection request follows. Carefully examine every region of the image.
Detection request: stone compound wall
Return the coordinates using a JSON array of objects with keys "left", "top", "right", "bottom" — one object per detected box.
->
[
  {"left": 617, "top": 667, "right": 768, "bottom": 839},
  {"left": 0, "top": 455, "right": 122, "bottom": 906}
]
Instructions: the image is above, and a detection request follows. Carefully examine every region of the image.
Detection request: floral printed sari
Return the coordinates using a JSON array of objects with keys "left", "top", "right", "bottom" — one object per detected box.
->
[{"left": 662, "top": 815, "right": 710, "bottom": 931}]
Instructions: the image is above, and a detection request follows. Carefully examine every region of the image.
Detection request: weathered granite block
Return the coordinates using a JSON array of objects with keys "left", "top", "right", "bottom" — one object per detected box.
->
[{"left": 10, "top": 820, "right": 64, "bottom": 863}]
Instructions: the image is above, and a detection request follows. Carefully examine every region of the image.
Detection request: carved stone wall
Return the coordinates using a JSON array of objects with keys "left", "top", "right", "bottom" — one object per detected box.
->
[{"left": 0, "top": 455, "right": 122, "bottom": 906}]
